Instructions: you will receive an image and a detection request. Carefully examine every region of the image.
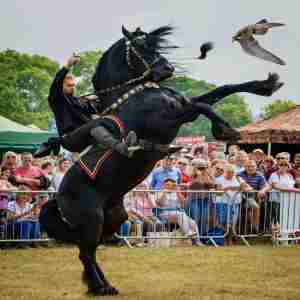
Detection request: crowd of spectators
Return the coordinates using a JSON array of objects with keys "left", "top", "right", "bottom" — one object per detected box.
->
[{"left": 1, "top": 144, "right": 300, "bottom": 247}]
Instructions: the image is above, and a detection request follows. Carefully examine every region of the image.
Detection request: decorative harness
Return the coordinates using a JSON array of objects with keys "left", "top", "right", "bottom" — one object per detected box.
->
[{"left": 80, "top": 35, "right": 161, "bottom": 102}]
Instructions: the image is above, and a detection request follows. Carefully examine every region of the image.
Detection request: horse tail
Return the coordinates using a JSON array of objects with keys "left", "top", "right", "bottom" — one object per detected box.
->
[{"left": 39, "top": 198, "right": 80, "bottom": 244}]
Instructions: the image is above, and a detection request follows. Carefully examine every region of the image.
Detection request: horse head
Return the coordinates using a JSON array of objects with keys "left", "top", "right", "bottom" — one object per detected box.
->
[{"left": 92, "top": 25, "right": 176, "bottom": 108}]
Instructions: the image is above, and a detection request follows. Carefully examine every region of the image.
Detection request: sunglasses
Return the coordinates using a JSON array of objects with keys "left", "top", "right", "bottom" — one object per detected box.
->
[{"left": 276, "top": 157, "right": 286, "bottom": 160}]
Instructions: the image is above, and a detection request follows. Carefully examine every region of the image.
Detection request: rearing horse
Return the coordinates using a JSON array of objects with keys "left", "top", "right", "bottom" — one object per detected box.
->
[{"left": 40, "top": 25, "right": 283, "bottom": 296}]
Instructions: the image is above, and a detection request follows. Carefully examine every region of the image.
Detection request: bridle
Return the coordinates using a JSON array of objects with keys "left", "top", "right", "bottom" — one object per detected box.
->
[{"left": 80, "top": 36, "right": 162, "bottom": 99}]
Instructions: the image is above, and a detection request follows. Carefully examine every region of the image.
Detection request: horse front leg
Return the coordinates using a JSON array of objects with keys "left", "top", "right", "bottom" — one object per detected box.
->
[{"left": 190, "top": 73, "right": 283, "bottom": 106}]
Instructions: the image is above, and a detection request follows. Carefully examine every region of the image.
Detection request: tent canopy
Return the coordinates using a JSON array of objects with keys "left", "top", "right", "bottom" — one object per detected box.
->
[
  {"left": 237, "top": 106, "right": 300, "bottom": 144},
  {"left": 0, "top": 115, "right": 56, "bottom": 153}
]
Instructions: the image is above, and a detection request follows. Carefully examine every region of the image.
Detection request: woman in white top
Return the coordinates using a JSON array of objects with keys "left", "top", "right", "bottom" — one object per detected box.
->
[
  {"left": 268, "top": 159, "right": 300, "bottom": 241},
  {"left": 269, "top": 160, "right": 300, "bottom": 193},
  {"left": 214, "top": 164, "right": 251, "bottom": 228}
]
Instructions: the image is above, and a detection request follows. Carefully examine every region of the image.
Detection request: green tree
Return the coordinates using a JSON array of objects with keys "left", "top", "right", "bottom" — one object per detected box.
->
[
  {"left": 72, "top": 49, "right": 103, "bottom": 95},
  {"left": 263, "top": 99, "right": 297, "bottom": 120},
  {"left": 0, "top": 49, "right": 59, "bottom": 129},
  {"left": 163, "top": 76, "right": 253, "bottom": 138}
]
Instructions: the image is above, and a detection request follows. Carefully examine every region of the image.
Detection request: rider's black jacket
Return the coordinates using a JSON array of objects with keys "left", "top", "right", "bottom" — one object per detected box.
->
[{"left": 48, "top": 67, "right": 96, "bottom": 136}]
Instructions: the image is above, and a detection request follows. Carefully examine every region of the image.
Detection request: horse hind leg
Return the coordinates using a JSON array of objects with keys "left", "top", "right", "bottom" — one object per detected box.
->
[{"left": 39, "top": 198, "right": 80, "bottom": 243}]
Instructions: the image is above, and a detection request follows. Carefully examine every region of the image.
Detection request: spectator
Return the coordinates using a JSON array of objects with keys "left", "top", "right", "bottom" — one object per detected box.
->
[
  {"left": 0, "top": 167, "right": 15, "bottom": 191},
  {"left": 12, "top": 153, "right": 50, "bottom": 191},
  {"left": 127, "top": 183, "right": 162, "bottom": 238},
  {"left": 7, "top": 189, "right": 41, "bottom": 244},
  {"left": 1, "top": 151, "right": 19, "bottom": 175},
  {"left": 214, "top": 164, "right": 251, "bottom": 244},
  {"left": 268, "top": 159, "right": 300, "bottom": 244},
  {"left": 51, "top": 158, "right": 71, "bottom": 191},
  {"left": 227, "top": 144, "right": 240, "bottom": 157},
  {"left": 186, "top": 158, "right": 216, "bottom": 237},
  {"left": 0, "top": 167, "right": 16, "bottom": 228},
  {"left": 234, "top": 150, "right": 248, "bottom": 173},
  {"left": 150, "top": 157, "right": 181, "bottom": 190},
  {"left": 261, "top": 156, "right": 277, "bottom": 181},
  {"left": 227, "top": 154, "right": 236, "bottom": 165},
  {"left": 252, "top": 149, "right": 265, "bottom": 172},
  {"left": 177, "top": 158, "right": 191, "bottom": 188},
  {"left": 237, "top": 160, "right": 270, "bottom": 233},
  {"left": 275, "top": 152, "right": 290, "bottom": 163},
  {"left": 156, "top": 178, "right": 203, "bottom": 246},
  {"left": 41, "top": 161, "right": 55, "bottom": 182},
  {"left": 269, "top": 158, "right": 300, "bottom": 204},
  {"left": 291, "top": 153, "right": 300, "bottom": 187},
  {"left": 212, "top": 163, "right": 225, "bottom": 181}
]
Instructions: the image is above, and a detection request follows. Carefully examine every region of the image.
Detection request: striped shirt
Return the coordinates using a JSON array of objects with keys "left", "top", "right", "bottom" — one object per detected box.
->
[{"left": 237, "top": 171, "right": 266, "bottom": 190}]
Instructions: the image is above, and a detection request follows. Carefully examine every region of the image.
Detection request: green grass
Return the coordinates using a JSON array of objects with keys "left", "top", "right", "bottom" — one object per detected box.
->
[{"left": 1, "top": 245, "right": 300, "bottom": 300}]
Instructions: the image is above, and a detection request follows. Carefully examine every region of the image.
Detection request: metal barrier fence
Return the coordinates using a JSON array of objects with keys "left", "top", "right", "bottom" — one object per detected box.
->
[{"left": 1, "top": 189, "right": 300, "bottom": 247}]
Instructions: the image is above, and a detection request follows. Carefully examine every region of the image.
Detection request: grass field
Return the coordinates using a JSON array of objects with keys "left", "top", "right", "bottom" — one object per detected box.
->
[{"left": 1, "top": 245, "right": 300, "bottom": 300}]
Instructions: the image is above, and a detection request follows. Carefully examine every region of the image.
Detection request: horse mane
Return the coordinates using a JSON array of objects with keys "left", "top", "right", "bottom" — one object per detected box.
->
[
  {"left": 146, "top": 25, "right": 177, "bottom": 54},
  {"left": 92, "top": 25, "right": 177, "bottom": 92}
]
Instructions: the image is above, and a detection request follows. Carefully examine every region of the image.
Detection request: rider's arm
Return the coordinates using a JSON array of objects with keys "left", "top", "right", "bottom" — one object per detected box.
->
[
  {"left": 48, "top": 55, "right": 80, "bottom": 103},
  {"left": 48, "top": 67, "right": 70, "bottom": 103}
]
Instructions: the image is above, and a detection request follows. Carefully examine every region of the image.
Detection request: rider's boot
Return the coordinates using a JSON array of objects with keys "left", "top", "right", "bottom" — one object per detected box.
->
[
  {"left": 34, "top": 137, "right": 61, "bottom": 158},
  {"left": 90, "top": 126, "right": 137, "bottom": 158}
]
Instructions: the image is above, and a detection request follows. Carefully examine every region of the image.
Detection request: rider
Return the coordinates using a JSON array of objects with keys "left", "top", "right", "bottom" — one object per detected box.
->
[{"left": 34, "top": 54, "right": 136, "bottom": 158}]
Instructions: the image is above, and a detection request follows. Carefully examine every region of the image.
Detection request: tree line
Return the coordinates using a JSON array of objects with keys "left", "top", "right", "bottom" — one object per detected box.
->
[{"left": 0, "top": 49, "right": 296, "bottom": 137}]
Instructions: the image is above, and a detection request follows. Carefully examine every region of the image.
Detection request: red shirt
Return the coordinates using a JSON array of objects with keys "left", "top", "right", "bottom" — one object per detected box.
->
[{"left": 15, "top": 166, "right": 44, "bottom": 190}]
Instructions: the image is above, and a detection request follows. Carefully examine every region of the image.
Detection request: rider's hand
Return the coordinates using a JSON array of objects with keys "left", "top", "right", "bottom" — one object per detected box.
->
[{"left": 65, "top": 54, "right": 80, "bottom": 68}]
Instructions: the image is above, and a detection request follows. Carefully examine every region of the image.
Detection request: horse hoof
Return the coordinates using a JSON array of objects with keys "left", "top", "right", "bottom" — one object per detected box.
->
[
  {"left": 211, "top": 123, "right": 240, "bottom": 142},
  {"left": 88, "top": 286, "right": 119, "bottom": 296},
  {"left": 257, "top": 73, "right": 284, "bottom": 96}
]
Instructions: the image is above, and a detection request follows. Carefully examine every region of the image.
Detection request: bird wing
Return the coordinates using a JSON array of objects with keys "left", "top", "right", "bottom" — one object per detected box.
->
[
  {"left": 256, "top": 19, "right": 268, "bottom": 24},
  {"left": 254, "top": 20, "right": 285, "bottom": 35},
  {"left": 239, "top": 37, "right": 286, "bottom": 65}
]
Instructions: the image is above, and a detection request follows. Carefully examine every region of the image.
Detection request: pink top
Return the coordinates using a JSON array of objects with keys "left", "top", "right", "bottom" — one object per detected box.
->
[{"left": 15, "top": 166, "right": 44, "bottom": 190}]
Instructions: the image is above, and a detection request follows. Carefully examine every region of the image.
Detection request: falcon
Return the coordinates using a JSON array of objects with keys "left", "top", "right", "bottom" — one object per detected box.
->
[{"left": 232, "top": 19, "right": 286, "bottom": 65}]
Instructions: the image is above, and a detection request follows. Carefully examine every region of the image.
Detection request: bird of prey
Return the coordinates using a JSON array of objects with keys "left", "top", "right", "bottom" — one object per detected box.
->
[
  {"left": 232, "top": 19, "right": 286, "bottom": 65},
  {"left": 197, "top": 42, "right": 214, "bottom": 59}
]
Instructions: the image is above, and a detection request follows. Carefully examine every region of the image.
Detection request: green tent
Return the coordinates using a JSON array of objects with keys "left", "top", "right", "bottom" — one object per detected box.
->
[{"left": 0, "top": 115, "right": 57, "bottom": 153}]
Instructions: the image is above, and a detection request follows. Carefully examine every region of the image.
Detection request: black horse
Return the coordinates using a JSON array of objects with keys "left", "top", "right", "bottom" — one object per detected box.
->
[{"left": 40, "top": 25, "right": 283, "bottom": 296}]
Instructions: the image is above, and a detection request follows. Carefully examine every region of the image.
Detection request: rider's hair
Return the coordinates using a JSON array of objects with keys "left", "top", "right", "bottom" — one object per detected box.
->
[{"left": 64, "top": 74, "right": 75, "bottom": 82}]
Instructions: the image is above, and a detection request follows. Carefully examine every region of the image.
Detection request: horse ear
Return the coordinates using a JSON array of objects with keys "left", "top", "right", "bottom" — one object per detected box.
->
[{"left": 122, "top": 25, "right": 133, "bottom": 40}]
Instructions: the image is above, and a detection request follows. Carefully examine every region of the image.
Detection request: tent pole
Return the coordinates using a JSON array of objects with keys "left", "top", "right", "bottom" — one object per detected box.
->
[{"left": 267, "top": 142, "right": 271, "bottom": 156}]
